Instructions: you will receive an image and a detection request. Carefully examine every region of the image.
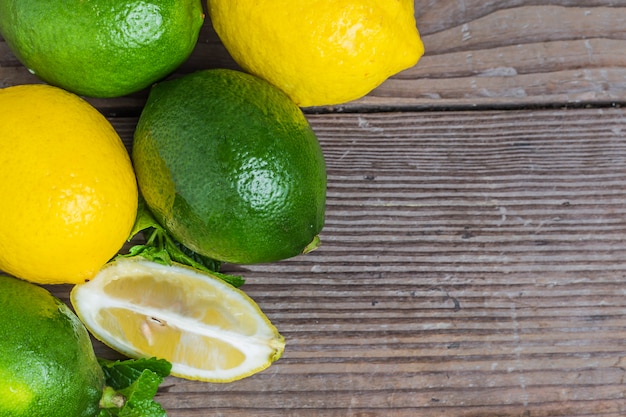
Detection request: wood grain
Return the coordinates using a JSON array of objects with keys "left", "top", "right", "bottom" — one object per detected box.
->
[
  {"left": 2, "top": 1, "right": 626, "bottom": 110},
  {"left": 3, "top": 1, "right": 626, "bottom": 416},
  {"left": 42, "top": 108, "right": 626, "bottom": 416},
  {"left": 378, "top": 1, "right": 626, "bottom": 109}
]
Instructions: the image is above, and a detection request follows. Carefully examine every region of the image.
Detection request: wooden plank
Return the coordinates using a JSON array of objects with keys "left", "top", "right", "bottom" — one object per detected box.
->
[
  {"left": 43, "top": 107, "right": 626, "bottom": 416},
  {"left": 2, "top": 1, "right": 626, "bottom": 110},
  {"left": 3, "top": 1, "right": 626, "bottom": 415},
  {"left": 364, "top": 2, "right": 626, "bottom": 109}
]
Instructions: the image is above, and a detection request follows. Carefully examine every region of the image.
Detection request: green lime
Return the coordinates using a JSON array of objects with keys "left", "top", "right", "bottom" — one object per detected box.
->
[
  {"left": 0, "top": 274, "right": 105, "bottom": 417},
  {"left": 0, "top": 0, "right": 204, "bottom": 98},
  {"left": 132, "top": 69, "right": 326, "bottom": 264}
]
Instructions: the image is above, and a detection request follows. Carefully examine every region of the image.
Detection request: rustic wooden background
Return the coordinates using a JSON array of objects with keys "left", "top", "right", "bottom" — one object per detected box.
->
[{"left": 2, "top": 1, "right": 626, "bottom": 416}]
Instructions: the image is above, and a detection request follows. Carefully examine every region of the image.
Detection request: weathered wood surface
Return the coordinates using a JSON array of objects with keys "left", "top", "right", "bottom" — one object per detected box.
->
[
  {"left": 2, "top": 1, "right": 626, "bottom": 110},
  {"left": 47, "top": 108, "right": 626, "bottom": 416},
  {"left": 3, "top": 1, "right": 626, "bottom": 416}
]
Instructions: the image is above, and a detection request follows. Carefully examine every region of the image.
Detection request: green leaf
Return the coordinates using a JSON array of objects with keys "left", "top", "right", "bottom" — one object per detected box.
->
[
  {"left": 100, "top": 357, "right": 172, "bottom": 386},
  {"left": 127, "top": 196, "right": 161, "bottom": 241},
  {"left": 206, "top": 269, "right": 246, "bottom": 288},
  {"left": 122, "top": 195, "right": 245, "bottom": 288},
  {"left": 98, "top": 357, "right": 171, "bottom": 417},
  {"left": 118, "top": 198, "right": 245, "bottom": 287},
  {"left": 172, "top": 241, "right": 221, "bottom": 272},
  {"left": 118, "top": 399, "right": 168, "bottom": 417}
]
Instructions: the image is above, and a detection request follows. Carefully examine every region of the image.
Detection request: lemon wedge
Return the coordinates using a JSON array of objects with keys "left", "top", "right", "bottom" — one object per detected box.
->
[{"left": 70, "top": 257, "right": 285, "bottom": 382}]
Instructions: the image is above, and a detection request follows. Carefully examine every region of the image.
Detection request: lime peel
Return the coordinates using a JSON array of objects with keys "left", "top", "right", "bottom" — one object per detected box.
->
[
  {"left": 132, "top": 69, "right": 326, "bottom": 264},
  {"left": 0, "top": 274, "right": 172, "bottom": 416}
]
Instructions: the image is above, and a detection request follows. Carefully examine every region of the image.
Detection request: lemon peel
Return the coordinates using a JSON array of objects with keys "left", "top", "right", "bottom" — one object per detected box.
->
[
  {"left": 208, "top": 0, "right": 424, "bottom": 106},
  {"left": 0, "top": 84, "right": 137, "bottom": 284}
]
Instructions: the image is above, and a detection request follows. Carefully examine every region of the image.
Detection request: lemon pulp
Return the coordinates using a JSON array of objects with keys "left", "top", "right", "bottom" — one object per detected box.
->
[{"left": 71, "top": 257, "right": 285, "bottom": 382}]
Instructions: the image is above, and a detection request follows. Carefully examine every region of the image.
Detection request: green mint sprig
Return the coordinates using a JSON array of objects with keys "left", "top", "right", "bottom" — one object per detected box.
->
[
  {"left": 121, "top": 196, "right": 245, "bottom": 288},
  {"left": 98, "top": 357, "right": 172, "bottom": 417}
]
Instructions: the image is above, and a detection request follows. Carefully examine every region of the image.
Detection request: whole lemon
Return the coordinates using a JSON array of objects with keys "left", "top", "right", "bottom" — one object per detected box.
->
[
  {"left": 0, "top": 274, "right": 105, "bottom": 417},
  {"left": 0, "top": 0, "right": 204, "bottom": 98},
  {"left": 133, "top": 69, "right": 326, "bottom": 264},
  {"left": 208, "top": 0, "right": 424, "bottom": 107},
  {"left": 0, "top": 84, "right": 138, "bottom": 284}
]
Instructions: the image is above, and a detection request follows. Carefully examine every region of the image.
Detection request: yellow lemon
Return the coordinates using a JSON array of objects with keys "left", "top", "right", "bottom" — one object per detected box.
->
[
  {"left": 71, "top": 257, "right": 285, "bottom": 382},
  {"left": 208, "top": 0, "right": 424, "bottom": 107},
  {"left": 0, "top": 84, "right": 138, "bottom": 284}
]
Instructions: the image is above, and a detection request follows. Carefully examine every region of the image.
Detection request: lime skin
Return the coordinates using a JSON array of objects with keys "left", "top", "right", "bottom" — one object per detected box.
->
[
  {"left": 133, "top": 69, "right": 327, "bottom": 264},
  {"left": 0, "top": 0, "right": 204, "bottom": 98},
  {"left": 0, "top": 275, "right": 105, "bottom": 417}
]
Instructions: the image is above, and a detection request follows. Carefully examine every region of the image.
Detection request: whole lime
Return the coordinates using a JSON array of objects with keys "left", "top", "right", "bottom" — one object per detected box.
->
[
  {"left": 0, "top": 274, "right": 105, "bottom": 417},
  {"left": 132, "top": 69, "right": 326, "bottom": 264},
  {"left": 0, "top": 0, "right": 204, "bottom": 98}
]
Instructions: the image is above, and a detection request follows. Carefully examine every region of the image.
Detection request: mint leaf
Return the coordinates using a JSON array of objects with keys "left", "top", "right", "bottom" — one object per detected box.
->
[
  {"left": 127, "top": 197, "right": 162, "bottom": 241},
  {"left": 100, "top": 357, "right": 172, "bottom": 385},
  {"left": 98, "top": 357, "right": 171, "bottom": 417},
  {"left": 123, "top": 195, "right": 245, "bottom": 288},
  {"left": 116, "top": 371, "right": 164, "bottom": 416},
  {"left": 172, "top": 241, "right": 221, "bottom": 272},
  {"left": 117, "top": 399, "right": 168, "bottom": 417},
  {"left": 205, "top": 269, "right": 246, "bottom": 288}
]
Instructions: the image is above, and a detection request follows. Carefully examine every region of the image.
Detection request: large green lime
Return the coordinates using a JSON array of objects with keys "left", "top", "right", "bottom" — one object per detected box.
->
[
  {"left": 0, "top": 275, "right": 105, "bottom": 417},
  {"left": 132, "top": 69, "right": 326, "bottom": 264},
  {"left": 0, "top": 0, "right": 204, "bottom": 98}
]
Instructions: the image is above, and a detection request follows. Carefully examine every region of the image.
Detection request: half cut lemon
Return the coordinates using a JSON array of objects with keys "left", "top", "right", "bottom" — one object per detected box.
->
[{"left": 70, "top": 257, "right": 285, "bottom": 382}]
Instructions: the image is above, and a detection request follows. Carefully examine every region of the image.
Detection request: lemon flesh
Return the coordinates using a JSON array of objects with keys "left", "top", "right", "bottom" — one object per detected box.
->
[
  {"left": 71, "top": 257, "right": 285, "bottom": 383},
  {"left": 208, "top": 0, "right": 424, "bottom": 107},
  {"left": 0, "top": 274, "right": 105, "bottom": 417}
]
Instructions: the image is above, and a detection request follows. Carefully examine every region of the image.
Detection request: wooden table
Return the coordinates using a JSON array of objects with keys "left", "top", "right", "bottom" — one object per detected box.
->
[{"left": 3, "top": 1, "right": 626, "bottom": 416}]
